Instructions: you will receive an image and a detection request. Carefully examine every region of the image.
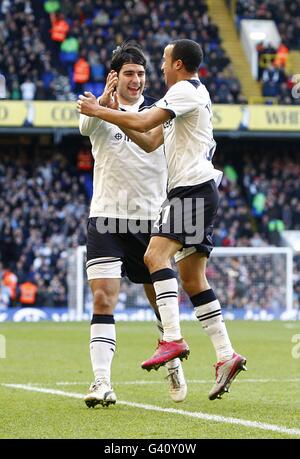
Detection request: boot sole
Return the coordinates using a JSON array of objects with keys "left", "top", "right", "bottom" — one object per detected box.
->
[{"left": 85, "top": 397, "right": 117, "bottom": 408}]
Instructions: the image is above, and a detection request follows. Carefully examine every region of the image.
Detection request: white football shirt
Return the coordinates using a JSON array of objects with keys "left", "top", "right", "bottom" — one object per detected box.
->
[
  {"left": 79, "top": 96, "right": 167, "bottom": 220},
  {"left": 155, "top": 79, "right": 222, "bottom": 192}
]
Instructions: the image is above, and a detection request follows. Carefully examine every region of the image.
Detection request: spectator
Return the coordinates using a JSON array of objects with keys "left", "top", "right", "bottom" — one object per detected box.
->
[
  {"left": 0, "top": 279, "right": 11, "bottom": 309},
  {"left": 268, "top": 219, "right": 285, "bottom": 246},
  {"left": 50, "top": 12, "right": 69, "bottom": 43},
  {"left": 44, "top": 0, "right": 60, "bottom": 15},
  {"left": 274, "top": 42, "right": 289, "bottom": 69},
  {"left": 2, "top": 268, "right": 18, "bottom": 305},
  {"left": 19, "top": 279, "right": 38, "bottom": 307},
  {"left": 20, "top": 78, "right": 36, "bottom": 100},
  {"left": 0, "top": 73, "right": 6, "bottom": 99},
  {"left": 77, "top": 147, "right": 93, "bottom": 173},
  {"left": 11, "top": 80, "right": 21, "bottom": 100},
  {"left": 60, "top": 35, "right": 79, "bottom": 71},
  {"left": 73, "top": 55, "right": 90, "bottom": 93}
]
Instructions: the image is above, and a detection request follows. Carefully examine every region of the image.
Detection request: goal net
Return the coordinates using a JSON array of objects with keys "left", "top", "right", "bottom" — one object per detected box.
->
[{"left": 67, "top": 246, "right": 294, "bottom": 320}]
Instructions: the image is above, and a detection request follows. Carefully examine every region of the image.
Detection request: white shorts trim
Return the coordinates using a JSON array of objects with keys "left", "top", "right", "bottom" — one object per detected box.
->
[
  {"left": 86, "top": 257, "right": 122, "bottom": 280},
  {"left": 174, "top": 247, "right": 197, "bottom": 263}
]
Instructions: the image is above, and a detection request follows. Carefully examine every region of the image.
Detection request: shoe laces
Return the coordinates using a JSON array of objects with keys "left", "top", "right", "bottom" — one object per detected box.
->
[
  {"left": 154, "top": 339, "right": 167, "bottom": 352},
  {"left": 91, "top": 378, "right": 111, "bottom": 391},
  {"left": 165, "top": 366, "right": 180, "bottom": 389}
]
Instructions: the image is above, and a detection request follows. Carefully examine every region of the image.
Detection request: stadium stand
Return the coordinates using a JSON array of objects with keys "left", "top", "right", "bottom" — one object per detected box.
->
[
  {"left": 0, "top": 145, "right": 89, "bottom": 307},
  {"left": 235, "top": 0, "right": 300, "bottom": 49},
  {"left": 0, "top": 0, "right": 244, "bottom": 103},
  {"left": 0, "top": 1, "right": 299, "bottom": 313},
  {"left": 234, "top": 0, "right": 300, "bottom": 104},
  {"left": 1, "top": 140, "right": 299, "bottom": 309}
]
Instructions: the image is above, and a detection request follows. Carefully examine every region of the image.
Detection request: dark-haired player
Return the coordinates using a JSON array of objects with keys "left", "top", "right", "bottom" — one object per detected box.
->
[{"left": 80, "top": 41, "right": 187, "bottom": 408}]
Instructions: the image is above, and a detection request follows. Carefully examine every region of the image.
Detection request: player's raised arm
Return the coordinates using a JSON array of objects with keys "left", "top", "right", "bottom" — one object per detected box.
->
[
  {"left": 77, "top": 93, "right": 171, "bottom": 133},
  {"left": 79, "top": 71, "right": 119, "bottom": 136}
]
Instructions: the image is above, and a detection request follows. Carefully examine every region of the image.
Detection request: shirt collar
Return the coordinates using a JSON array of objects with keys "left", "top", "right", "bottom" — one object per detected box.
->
[{"left": 119, "top": 95, "right": 145, "bottom": 112}]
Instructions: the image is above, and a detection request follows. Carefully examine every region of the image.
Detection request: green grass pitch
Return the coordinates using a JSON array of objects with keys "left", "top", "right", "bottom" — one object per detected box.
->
[{"left": 0, "top": 320, "right": 300, "bottom": 439}]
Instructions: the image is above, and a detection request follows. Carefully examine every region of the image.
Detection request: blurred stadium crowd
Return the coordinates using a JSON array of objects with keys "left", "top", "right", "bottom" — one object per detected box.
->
[
  {"left": 1, "top": 0, "right": 298, "bottom": 104},
  {"left": 0, "top": 0, "right": 299, "bottom": 311},
  {"left": 1, "top": 142, "right": 299, "bottom": 310},
  {"left": 234, "top": 0, "right": 300, "bottom": 104},
  {"left": 235, "top": 0, "right": 300, "bottom": 50}
]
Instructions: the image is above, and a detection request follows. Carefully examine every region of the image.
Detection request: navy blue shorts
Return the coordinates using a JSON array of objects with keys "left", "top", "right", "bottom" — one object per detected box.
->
[
  {"left": 86, "top": 217, "right": 152, "bottom": 284},
  {"left": 151, "top": 179, "right": 219, "bottom": 258}
]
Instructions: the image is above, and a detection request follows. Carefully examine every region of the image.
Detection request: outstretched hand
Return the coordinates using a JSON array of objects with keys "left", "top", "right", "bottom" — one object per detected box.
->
[
  {"left": 99, "top": 70, "right": 119, "bottom": 109},
  {"left": 77, "top": 92, "right": 100, "bottom": 117},
  {"left": 77, "top": 71, "right": 119, "bottom": 116}
]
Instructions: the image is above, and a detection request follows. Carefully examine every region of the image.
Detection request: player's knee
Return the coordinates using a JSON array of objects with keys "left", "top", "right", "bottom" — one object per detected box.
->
[
  {"left": 181, "top": 277, "right": 208, "bottom": 297},
  {"left": 144, "top": 245, "right": 171, "bottom": 272},
  {"left": 144, "top": 248, "right": 162, "bottom": 271},
  {"left": 93, "top": 288, "right": 115, "bottom": 314},
  {"left": 144, "top": 249, "right": 154, "bottom": 269}
]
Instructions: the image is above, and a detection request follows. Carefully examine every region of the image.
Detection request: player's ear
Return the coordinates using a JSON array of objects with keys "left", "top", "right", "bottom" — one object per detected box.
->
[{"left": 175, "top": 59, "right": 184, "bottom": 70}]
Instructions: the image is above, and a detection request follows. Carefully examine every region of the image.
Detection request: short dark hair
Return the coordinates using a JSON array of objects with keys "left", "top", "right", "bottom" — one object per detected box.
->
[
  {"left": 110, "top": 41, "right": 147, "bottom": 73},
  {"left": 170, "top": 39, "right": 203, "bottom": 73}
]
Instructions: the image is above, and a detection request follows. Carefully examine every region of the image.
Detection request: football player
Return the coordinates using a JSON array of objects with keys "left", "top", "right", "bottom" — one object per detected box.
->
[{"left": 79, "top": 42, "right": 187, "bottom": 408}]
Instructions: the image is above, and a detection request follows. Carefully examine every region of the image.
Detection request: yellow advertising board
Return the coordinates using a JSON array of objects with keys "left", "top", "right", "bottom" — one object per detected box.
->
[
  {"left": 0, "top": 101, "right": 29, "bottom": 126},
  {"left": 0, "top": 101, "right": 79, "bottom": 127},
  {"left": 248, "top": 105, "right": 300, "bottom": 131},
  {"left": 212, "top": 104, "right": 244, "bottom": 130},
  {"left": 34, "top": 102, "right": 79, "bottom": 127},
  {"left": 212, "top": 104, "right": 300, "bottom": 131},
  {"left": 0, "top": 101, "right": 299, "bottom": 131}
]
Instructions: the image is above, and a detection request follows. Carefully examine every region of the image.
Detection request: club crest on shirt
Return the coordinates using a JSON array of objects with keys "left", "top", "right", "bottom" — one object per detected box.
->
[
  {"left": 113, "top": 131, "right": 132, "bottom": 143},
  {"left": 114, "top": 132, "right": 123, "bottom": 141}
]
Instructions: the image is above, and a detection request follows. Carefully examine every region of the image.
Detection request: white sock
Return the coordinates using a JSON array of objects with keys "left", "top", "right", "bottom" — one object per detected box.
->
[
  {"left": 192, "top": 290, "right": 234, "bottom": 362},
  {"left": 151, "top": 270, "right": 182, "bottom": 342},
  {"left": 90, "top": 320, "right": 116, "bottom": 382},
  {"left": 156, "top": 317, "right": 164, "bottom": 340}
]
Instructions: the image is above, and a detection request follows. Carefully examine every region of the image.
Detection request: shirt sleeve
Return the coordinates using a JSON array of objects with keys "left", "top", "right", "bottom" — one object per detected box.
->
[
  {"left": 155, "top": 81, "right": 205, "bottom": 118},
  {"left": 79, "top": 114, "right": 102, "bottom": 136}
]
